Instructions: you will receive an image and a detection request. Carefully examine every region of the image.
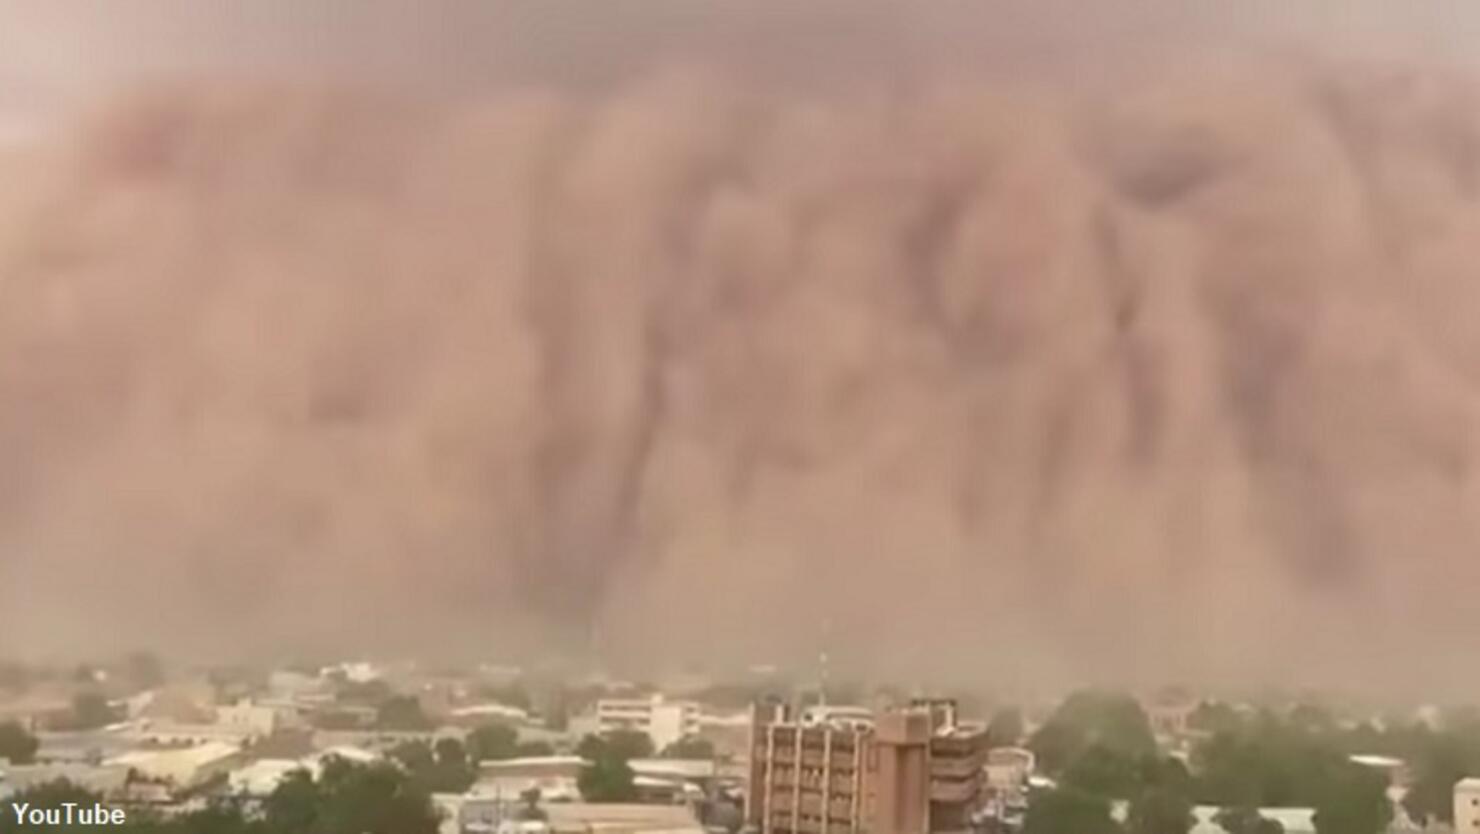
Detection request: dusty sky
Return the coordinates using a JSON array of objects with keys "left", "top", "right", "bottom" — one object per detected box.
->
[{"left": 3, "top": 3, "right": 1480, "bottom": 696}]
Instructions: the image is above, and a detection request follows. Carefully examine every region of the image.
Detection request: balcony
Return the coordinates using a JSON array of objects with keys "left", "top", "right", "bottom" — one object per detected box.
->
[
  {"left": 929, "top": 756, "right": 984, "bottom": 779},
  {"left": 929, "top": 779, "right": 980, "bottom": 804}
]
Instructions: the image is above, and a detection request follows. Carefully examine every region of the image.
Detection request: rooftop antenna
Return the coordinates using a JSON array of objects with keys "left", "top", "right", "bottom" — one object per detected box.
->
[{"left": 818, "top": 616, "right": 833, "bottom": 707}]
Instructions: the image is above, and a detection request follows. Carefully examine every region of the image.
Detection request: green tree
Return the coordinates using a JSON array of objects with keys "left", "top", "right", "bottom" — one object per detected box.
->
[
  {"left": 1126, "top": 787, "right": 1194, "bottom": 834},
  {"left": 1191, "top": 715, "right": 1344, "bottom": 809},
  {"left": 467, "top": 723, "right": 520, "bottom": 762},
  {"left": 578, "top": 730, "right": 654, "bottom": 762},
  {"left": 661, "top": 735, "right": 716, "bottom": 759},
  {"left": 374, "top": 696, "right": 432, "bottom": 731},
  {"left": 1023, "top": 788, "right": 1122, "bottom": 834},
  {"left": 0, "top": 721, "right": 39, "bottom": 765},
  {"left": 68, "top": 692, "right": 116, "bottom": 731},
  {"left": 389, "top": 740, "right": 435, "bottom": 772},
  {"left": 1062, "top": 745, "right": 1143, "bottom": 799},
  {"left": 1188, "top": 702, "right": 1244, "bottom": 736},
  {"left": 300, "top": 758, "right": 440, "bottom": 834},
  {"left": 1288, "top": 704, "right": 1337, "bottom": 734},
  {"left": 1030, "top": 691, "right": 1156, "bottom": 776},
  {"left": 578, "top": 756, "right": 637, "bottom": 802},
  {"left": 389, "top": 739, "right": 475, "bottom": 794},
  {"left": 1311, "top": 766, "right": 1392, "bottom": 834},
  {"left": 575, "top": 731, "right": 649, "bottom": 803},
  {"left": 1028, "top": 721, "right": 1084, "bottom": 777},
  {"left": 1402, "top": 736, "right": 1473, "bottom": 824},
  {"left": 987, "top": 707, "right": 1026, "bottom": 748},
  {"left": 262, "top": 768, "right": 320, "bottom": 834}
]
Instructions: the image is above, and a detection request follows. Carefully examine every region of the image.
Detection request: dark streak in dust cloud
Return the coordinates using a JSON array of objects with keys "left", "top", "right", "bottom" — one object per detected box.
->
[{"left": 4, "top": 2, "right": 1480, "bottom": 693}]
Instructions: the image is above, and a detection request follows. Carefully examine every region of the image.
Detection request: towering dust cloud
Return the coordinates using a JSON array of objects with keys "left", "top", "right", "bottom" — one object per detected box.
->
[{"left": 3, "top": 2, "right": 1480, "bottom": 693}]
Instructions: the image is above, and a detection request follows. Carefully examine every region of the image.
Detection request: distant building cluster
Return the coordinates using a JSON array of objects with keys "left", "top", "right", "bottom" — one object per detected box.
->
[{"left": 1, "top": 663, "right": 1471, "bottom": 834}]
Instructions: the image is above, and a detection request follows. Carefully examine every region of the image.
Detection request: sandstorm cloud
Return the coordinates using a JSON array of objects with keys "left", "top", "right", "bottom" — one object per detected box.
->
[{"left": 2, "top": 3, "right": 1480, "bottom": 694}]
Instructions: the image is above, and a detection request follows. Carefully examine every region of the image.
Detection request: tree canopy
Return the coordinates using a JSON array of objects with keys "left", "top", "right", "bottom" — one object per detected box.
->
[
  {"left": 575, "top": 731, "right": 651, "bottom": 802},
  {"left": 1126, "top": 787, "right": 1195, "bottom": 834},
  {"left": 987, "top": 707, "right": 1025, "bottom": 749},
  {"left": 373, "top": 696, "right": 433, "bottom": 731},
  {"left": 661, "top": 735, "right": 716, "bottom": 759},
  {"left": 1023, "top": 787, "right": 1122, "bottom": 834},
  {"left": 0, "top": 720, "right": 39, "bottom": 765},
  {"left": 1029, "top": 690, "right": 1157, "bottom": 776},
  {"left": 67, "top": 691, "right": 117, "bottom": 731}
]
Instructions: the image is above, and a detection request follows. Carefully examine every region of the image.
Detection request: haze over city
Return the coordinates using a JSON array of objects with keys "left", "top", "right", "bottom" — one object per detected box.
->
[{"left": 5, "top": 2, "right": 1480, "bottom": 698}]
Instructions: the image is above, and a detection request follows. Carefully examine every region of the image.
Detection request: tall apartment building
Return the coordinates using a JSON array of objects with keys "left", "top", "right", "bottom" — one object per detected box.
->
[
  {"left": 746, "top": 700, "right": 987, "bottom": 834},
  {"left": 595, "top": 694, "right": 702, "bottom": 752}
]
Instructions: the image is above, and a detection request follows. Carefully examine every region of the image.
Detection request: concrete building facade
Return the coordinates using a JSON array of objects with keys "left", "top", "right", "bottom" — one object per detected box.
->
[
  {"left": 1455, "top": 777, "right": 1480, "bottom": 833},
  {"left": 745, "top": 700, "right": 987, "bottom": 834}
]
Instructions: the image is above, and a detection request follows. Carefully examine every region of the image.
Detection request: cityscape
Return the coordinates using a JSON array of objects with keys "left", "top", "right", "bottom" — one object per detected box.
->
[
  {"left": 8, "top": 2, "right": 1480, "bottom": 832},
  {"left": 1, "top": 657, "right": 1479, "bottom": 833}
]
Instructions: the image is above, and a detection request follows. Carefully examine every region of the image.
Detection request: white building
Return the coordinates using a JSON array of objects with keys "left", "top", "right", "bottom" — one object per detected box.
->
[
  {"left": 473, "top": 755, "right": 585, "bottom": 804},
  {"left": 544, "top": 802, "right": 703, "bottom": 834},
  {"left": 227, "top": 746, "right": 378, "bottom": 797},
  {"left": 450, "top": 704, "right": 531, "bottom": 726},
  {"left": 1455, "top": 777, "right": 1480, "bottom": 832},
  {"left": 217, "top": 701, "right": 280, "bottom": 738},
  {"left": 595, "top": 696, "right": 700, "bottom": 752},
  {"left": 985, "top": 747, "right": 1035, "bottom": 794}
]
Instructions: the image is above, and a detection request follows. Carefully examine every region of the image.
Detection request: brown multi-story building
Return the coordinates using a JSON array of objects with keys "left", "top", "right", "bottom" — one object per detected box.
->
[{"left": 746, "top": 700, "right": 987, "bottom": 834}]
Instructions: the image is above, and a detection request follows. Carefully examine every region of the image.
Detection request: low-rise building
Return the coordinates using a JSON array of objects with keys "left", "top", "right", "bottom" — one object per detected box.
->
[
  {"left": 984, "top": 747, "right": 1034, "bottom": 795},
  {"left": 1455, "top": 777, "right": 1480, "bottom": 833},
  {"left": 545, "top": 802, "right": 704, "bottom": 834},
  {"left": 596, "top": 696, "right": 700, "bottom": 752},
  {"left": 217, "top": 701, "right": 280, "bottom": 738},
  {"left": 227, "top": 745, "right": 378, "bottom": 798},
  {"left": 311, "top": 727, "right": 468, "bottom": 754},
  {"left": 32, "top": 729, "right": 141, "bottom": 766},
  {"left": 473, "top": 755, "right": 587, "bottom": 804},
  {"left": 450, "top": 704, "right": 532, "bottom": 727},
  {"left": 108, "top": 741, "right": 244, "bottom": 790},
  {"left": 628, "top": 758, "right": 717, "bottom": 805},
  {"left": 123, "top": 719, "right": 258, "bottom": 748}
]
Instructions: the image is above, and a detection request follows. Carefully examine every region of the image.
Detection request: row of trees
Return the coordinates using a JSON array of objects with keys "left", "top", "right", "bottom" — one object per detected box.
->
[{"left": 1014, "top": 691, "right": 1400, "bottom": 834}]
